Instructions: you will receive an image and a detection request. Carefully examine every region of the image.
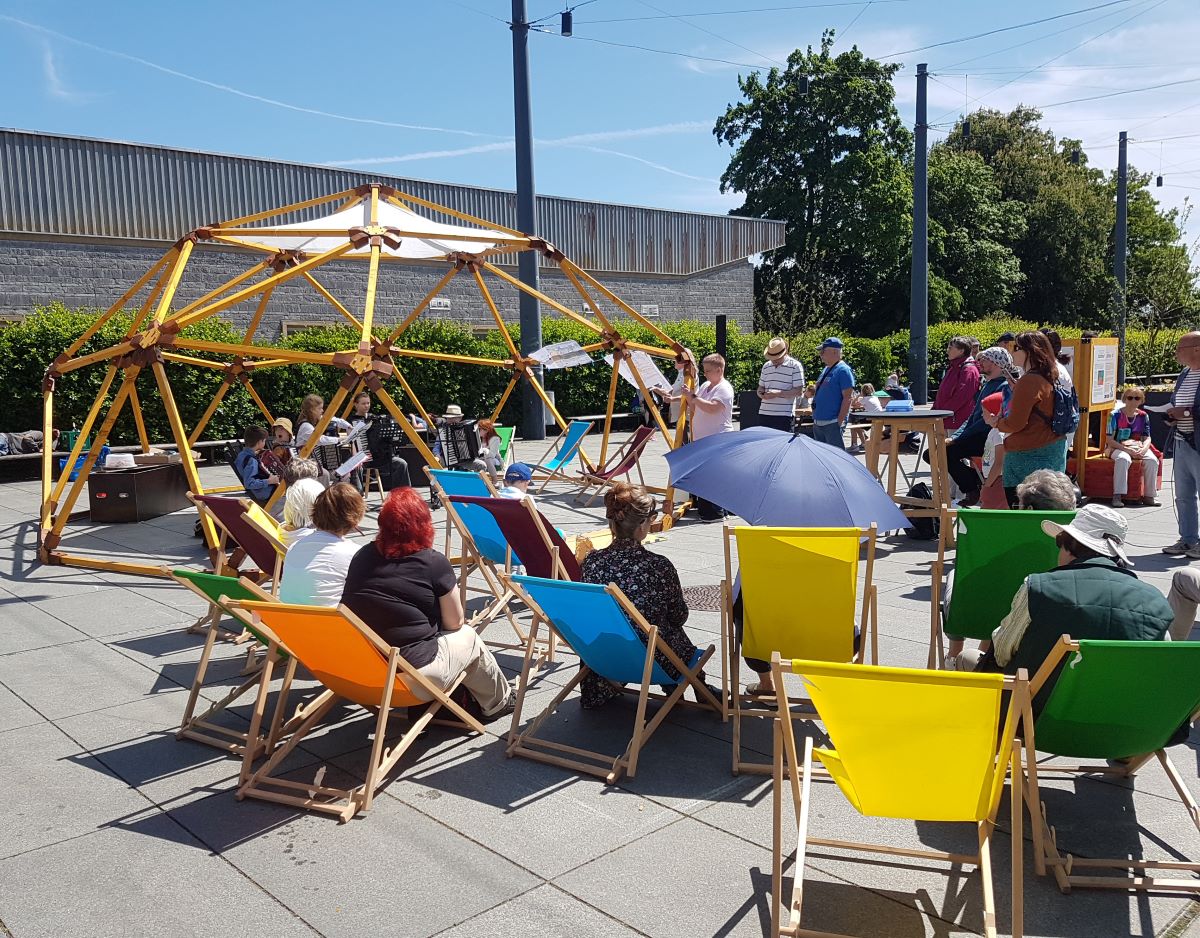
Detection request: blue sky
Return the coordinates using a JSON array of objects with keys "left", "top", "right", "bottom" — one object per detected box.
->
[{"left": 1, "top": 1, "right": 1198, "bottom": 239}]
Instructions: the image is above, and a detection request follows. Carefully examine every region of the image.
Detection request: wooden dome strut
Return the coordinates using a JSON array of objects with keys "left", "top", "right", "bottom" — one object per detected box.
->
[{"left": 37, "top": 184, "right": 693, "bottom": 578}]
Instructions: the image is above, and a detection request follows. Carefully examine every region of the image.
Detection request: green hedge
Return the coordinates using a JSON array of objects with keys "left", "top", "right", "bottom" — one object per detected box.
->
[{"left": 2, "top": 305, "right": 1186, "bottom": 444}]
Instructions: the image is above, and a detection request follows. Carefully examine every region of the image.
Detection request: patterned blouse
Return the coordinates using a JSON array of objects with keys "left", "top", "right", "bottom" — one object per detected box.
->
[{"left": 579, "top": 538, "right": 697, "bottom": 709}]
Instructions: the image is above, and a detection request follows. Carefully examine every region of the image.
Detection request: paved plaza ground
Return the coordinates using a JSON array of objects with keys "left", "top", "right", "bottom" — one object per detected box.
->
[{"left": 1, "top": 434, "right": 1199, "bottom": 937}]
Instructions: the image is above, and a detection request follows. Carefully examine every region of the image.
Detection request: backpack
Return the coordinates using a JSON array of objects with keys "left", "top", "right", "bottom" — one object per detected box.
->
[
  {"left": 902, "top": 483, "right": 939, "bottom": 540},
  {"left": 1039, "top": 383, "right": 1080, "bottom": 437}
]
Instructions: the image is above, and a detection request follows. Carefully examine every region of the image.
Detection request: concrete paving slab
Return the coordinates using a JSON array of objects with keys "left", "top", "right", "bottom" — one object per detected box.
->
[
  {"left": 433, "top": 882, "right": 643, "bottom": 938},
  {"left": 167, "top": 782, "right": 539, "bottom": 938},
  {"left": 0, "top": 588, "right": 88, "bottom": 655},
  {"left": 0, "top": 812, "right": 322, "bottom": 938},
  {"left": 31, "top": 586, "right": 193, "bottom": 638},
  {"left": 0, "top": 680, "right": 44, "bottom": 734}
]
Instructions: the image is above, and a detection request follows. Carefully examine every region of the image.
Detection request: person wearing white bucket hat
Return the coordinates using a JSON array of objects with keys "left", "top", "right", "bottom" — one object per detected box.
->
[{"left": 967, "top": 503, "right": 1172, "bottom": 712}]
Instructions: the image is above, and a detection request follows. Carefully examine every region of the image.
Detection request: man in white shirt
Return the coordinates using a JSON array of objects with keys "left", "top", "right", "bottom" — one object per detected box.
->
[
  {"left": 1164, "top": 332, "right": 1200, "bottom": 557},
  {"left": 681, "top": 353, "right": 734, "bottom": 520},
  {"left": 756, "top": 337, "right": 805, "bottom": 432}
]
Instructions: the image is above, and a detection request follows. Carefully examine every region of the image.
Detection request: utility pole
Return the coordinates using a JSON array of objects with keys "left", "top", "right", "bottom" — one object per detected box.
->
[
  {"left": 511, "top": 0, "right": 545, "bottom": 440},
  {"left": 1114, "top": 129, "right": 1129, "bottom": 384},
  {"left": 909, "top": 63, "right": 929, "bottom": 404}
]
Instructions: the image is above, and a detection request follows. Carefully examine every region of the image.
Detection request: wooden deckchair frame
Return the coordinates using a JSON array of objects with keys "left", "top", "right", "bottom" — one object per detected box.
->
[
  {"left": 1019, "top": 636, "right": 1200, "bottom": 894},
  {"left": 228, "top": 599, "right": 488, "bottom": 823},
  {"left": 37, "top": 184, "right": 698, "bottom": 579},
  {"left": 574, "top": 424, "right": 654, "bottom": 506},
  {"left": 531, "top": 420, "right": 594, "bottom": 493},
  {"left": 722, "top": 523, "right": 879, "bottom": 775},
  {"left": 504, "top": 576, "right": 720, "bottom": 784},
  {"left": 770, "top": 655, "right": 1028, "bottom": 938}
]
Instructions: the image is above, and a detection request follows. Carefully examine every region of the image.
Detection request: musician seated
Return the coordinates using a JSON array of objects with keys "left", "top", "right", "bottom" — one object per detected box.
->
[
  {"left": 232, "top": 426, "right": 280, "bottom": 510},
  {"left": 271, "top": 417, "right": 296, "bottom": 452}
]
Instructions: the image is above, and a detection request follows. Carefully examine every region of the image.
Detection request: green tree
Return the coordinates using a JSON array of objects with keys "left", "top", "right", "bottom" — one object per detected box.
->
[{"left": 714, "top": 31, "right": 912, "bottom": 336}]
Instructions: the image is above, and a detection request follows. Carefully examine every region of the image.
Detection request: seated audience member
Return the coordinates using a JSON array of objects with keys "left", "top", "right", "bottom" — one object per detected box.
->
[
  {"left": 1167, "top": 567, "right": 1200, "bottom": 641},
  {"left": 279, "top": 483, "right": 365, "bottom": 606},
  {"left": 281, "top": 477, "right": 325, "bottom": 547},
  {"left": 796, "top": 383, "right": 815, "bottom": 413},
  {"left": 967, "top": 504, "right": 1172, "bottom": 713},
  {"left": 976, "top": 392, "right": 1008, "bottom": 509},
  {"left": 295, "top": 394, "right": 352, "bottom": 449},
  {"left": 282, "top": 456, "right": 323, "bottom": 488},
  {"left": 854, "top": 384, "right": 884, "bottom": 413},
  {"left": 579, "top": 483, "right": 714, "bottom": 707},
  {"left": 498, "top": 462, "right": 534, "bottom": 502},
  {"left": 476, "top": 418, "right": 504, "bottom": 482},
  {"left": 1107, "top": 386, "right": 1160, "bottom": 508},
  {"left": 233, "top": 426, "right": 279, "bottom": 508},
  {"left": 341, "top": 487, "right": 515, "bottom": 721},
  {"left": 1015, "top": 469, "right": 1077, "bottom": 511}
]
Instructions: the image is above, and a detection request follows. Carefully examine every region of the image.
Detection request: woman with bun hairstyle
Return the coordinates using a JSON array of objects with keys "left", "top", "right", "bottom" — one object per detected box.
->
[
  {"left": 579, "top": 482, "right": 712, "bottom": 708},
  {"left": 983, "top": 330, "right": 1068, "bottom": 508}
]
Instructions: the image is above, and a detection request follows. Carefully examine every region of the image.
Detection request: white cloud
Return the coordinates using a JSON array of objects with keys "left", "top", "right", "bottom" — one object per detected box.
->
[{"left": 41, "top": 42, "right": 94, "bottom": 104}]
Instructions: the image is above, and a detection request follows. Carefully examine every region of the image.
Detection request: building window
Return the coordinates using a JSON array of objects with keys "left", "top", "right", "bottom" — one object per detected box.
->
[
  {"left": 640, "top": 304, "right": 660, "bottom": 320},
  {"left": 429, "top": 297, "right": 451, "bottom": 311},
  {"left": 281, "top": 320, "right": 338, "bottom": 338}
]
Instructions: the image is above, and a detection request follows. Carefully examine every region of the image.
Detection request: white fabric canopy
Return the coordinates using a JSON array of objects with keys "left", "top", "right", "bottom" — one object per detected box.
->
[{"left": 235, "top": 199, "right": 509, "bottom": 260}]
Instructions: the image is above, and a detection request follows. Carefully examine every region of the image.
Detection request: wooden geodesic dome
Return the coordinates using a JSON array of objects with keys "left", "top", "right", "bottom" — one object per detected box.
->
[{"left": 37, "top": 183, "right": 692, "bottom": 576}]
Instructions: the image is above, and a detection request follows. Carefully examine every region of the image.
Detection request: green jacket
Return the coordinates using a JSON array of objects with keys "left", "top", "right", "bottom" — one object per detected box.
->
[{"left": 1013, "top": 556, "right": 1172, "bottom": 710}]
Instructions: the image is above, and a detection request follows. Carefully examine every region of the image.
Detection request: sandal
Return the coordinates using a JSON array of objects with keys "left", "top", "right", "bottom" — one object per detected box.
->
[{"left": 743, "top": 681, "right": 774, "bottom": 697}]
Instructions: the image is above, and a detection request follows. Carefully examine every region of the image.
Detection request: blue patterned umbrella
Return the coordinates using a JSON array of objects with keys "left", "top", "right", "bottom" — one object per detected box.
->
[{"left": 664, "top": 427, "right": 911, "bottom": 529}]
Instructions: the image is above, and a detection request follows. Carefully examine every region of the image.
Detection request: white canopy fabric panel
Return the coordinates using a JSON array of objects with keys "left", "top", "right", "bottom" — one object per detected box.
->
[{"left": 235, "top": 199, "right": 509, "bottom": 260}]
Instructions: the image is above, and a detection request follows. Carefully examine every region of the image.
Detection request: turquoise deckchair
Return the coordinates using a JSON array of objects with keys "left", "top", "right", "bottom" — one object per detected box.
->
[
  {"left": 1020, "top": 637, "right": 1200, "bottom": 894},
  {"left": 531, "top": 420, "right": 593, "bottom": 492},
  {"left": 929, "top": 508, "right": 1076, "bottom": 667},
  {"left": 505, "top": 574, "right": 720, "bottom": 784}
]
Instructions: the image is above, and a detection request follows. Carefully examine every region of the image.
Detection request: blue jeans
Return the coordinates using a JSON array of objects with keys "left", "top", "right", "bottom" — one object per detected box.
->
[
  {"left": 1174, "top": 441, "right": 1200, "bottom": 544},
  {"left": 811, "top": 421, "right": 845, "bottom": 449}
]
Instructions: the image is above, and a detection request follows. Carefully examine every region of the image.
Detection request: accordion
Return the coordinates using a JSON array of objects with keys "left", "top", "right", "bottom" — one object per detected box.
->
[{"left": 437, "top": 420, "right": 481, "bottom": 469}]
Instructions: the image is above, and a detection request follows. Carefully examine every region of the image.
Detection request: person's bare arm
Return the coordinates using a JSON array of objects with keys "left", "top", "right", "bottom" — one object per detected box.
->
[
  {"left": 685, "top": 387, "right": 724, "bottom": 413},
  {"left": 438, "top": 589, "right": 465, "bottom": 632},
  {"left": 837, "top": 387, "right": 854, "bottom": 425}
]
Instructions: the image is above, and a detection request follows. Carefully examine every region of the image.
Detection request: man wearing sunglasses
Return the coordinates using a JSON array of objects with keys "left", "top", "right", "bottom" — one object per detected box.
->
[{"left": 1163, "top": 332, "right": 1200, "bottom": 557}]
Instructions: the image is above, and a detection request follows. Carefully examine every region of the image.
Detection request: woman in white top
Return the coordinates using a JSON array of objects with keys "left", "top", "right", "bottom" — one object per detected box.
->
[
  {"left": 279, "top": 483, "right": 365, "bottom": 606},
  {"left": 281, "top": 477, "right": 325, "bottom": 547},
  {"left": 1039, "top": 329, "right": 1074, "bottom": 389},
  {"left": 295, "top": 393, "right": 353, "bottom": 450}
]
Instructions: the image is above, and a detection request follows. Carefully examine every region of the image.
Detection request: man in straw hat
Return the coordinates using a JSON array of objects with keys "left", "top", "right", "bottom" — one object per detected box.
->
[
  {"left": 965, "top": 503, "right": 1172, "bottom": 712},
  {"left": 756, "top": 337, "right": 805, "bottom": 433}
]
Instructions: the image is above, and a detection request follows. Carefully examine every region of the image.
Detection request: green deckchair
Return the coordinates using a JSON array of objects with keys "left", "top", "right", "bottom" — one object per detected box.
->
[
  {"left": 929, "top": 507, "right": 1076, "bottom": 667},
  {"left": 1020, "top": 636, "right": 1200, "bottom": 894},
  {"left": 495, "top": 425, "right": 515, "bottom": 464},
  {"left": 169, "top": 569, "right": 289, "bottom": 761}
]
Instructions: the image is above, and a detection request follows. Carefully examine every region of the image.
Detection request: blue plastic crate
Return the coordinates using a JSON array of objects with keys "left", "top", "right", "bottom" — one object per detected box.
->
[{"left": 57, "top": 446, "right": 110, "bottom": 482}]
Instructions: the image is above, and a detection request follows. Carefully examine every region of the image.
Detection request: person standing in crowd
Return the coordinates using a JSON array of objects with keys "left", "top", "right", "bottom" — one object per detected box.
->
[
  {"left": 652, "top": 349, "right": 692, "bottom": 428},
  {"left": 1107, "top": 386, "right": 1159, "bottom": 508},
  {"left": 967, "top": 338, "right": 981, "bottom": 360},
  {"left": 928, "top": 346, "right": 1012, "bottom": 507},
  {"left": 296, "top": 394, "right": 352, "bottom": 450},
  {"left": 756, "top": 338, "right": 805, "bottom": 432},
  {"left": 1039, "top": 328, "right": 1074, "bottom": 389},
  {"left": 810, "top": 337, "right": 855, "bottom": 450},
  {"left": 982, "top": 331, "right": 1066, "bottom": 507},
  {"left": 1164, "top": 332, "right": 1200, "bottom": 557},
  {"left": 680, "top": 353, "right": 734, "bottom": 521},
  {"left": 933, "top": 336, "right": 982, "bottom": 433},
  {"left": 997, "top": 332, "right": 1017, "bottom": 357}
]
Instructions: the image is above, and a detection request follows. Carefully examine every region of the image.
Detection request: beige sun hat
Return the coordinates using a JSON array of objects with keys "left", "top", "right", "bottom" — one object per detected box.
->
[
  {"left": 1040, "top": 503, "right": 1131, "bottom": 567},
  {"left": 271, "top": 416, "right": 294, "bottom": 436},
  {"left": 443, "top": 404, "right": 464, "bottom": 419},
  {"left": 764, "top": 337, "right": 789, "bottom": 359}
]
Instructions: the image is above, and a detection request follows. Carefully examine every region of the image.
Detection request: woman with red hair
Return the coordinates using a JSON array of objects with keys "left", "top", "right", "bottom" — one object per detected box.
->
[{"left": 340, "top": 487, "right": 514, "bottom": 720}]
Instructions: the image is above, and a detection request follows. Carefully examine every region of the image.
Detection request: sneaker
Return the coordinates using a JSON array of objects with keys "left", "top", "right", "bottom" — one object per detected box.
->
[
  {"left": 1188, "top": 545, "right": 1200, "bottom": 560},
  {"left": 481, "top": 693, "right": 517, "bottom": 724},
  {"left": 1142, "top": 496, "right": 1160, "bottom": 507},
  {"left": 1111, "top": 495, "right": 1125, "bottom": 508},
  {"left": 1163, "top": 539, "right": 1199, "bottom": 556}
]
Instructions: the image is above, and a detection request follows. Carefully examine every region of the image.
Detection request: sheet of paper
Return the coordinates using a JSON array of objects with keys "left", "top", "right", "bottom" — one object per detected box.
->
[
  {"left": 1091, "top": 344, "right": 1117, "bottom": 405},
  {"left": 335, "top": 449, "right": 370, "bottom": 477},
  {"left": 529, "top": 340, "right": 593, "bottom": 370},
  {"left": 604, "top": 350, "right": 671, "bottom": 392},
  {"left": 1143, "top": 403, "right": 1175, "bottom": 414}
]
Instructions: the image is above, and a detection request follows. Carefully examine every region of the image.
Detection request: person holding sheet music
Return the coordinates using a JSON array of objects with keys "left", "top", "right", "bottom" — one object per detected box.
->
[{"left": 295, "top": 394, "right": 353, "bottom": 450}]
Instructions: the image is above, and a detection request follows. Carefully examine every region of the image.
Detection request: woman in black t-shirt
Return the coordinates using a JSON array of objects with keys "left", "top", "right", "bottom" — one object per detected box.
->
[{"left": 341, "top": 487, "right": 514, "bottom": 720}]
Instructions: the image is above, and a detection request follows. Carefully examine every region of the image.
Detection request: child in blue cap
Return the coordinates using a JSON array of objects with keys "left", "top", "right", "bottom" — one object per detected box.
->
[{"left": 498, "top": 462, "right": 535, "bottom": 505}]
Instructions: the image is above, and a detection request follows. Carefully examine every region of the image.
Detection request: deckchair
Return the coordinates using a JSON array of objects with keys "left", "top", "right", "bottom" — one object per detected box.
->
[
  {"left": 190, "top": 493, "right": 287, "bottom": 589},
  {"left": 1019, "top": 636, "right": 1200, "bottom": 894},
  {"left": 722, "top": 524, "right": 878, "bottom": 774},
  {"left": 169, "top": 569, "right": 284, "bottom": 757},
  {"left": 771, "top": 655, "right": 1027, "bottom": 938},
  {"left": 449, "top": 494, "right": 582, "bottom": 581},
  {"left": 227, "top": 600, "right": 486, "bottom": 822},
  {"left": 495, "top": 425, "right": 515, "bottom": 464},
  {"left": 530, "top": 419, "right": 593, "bottom": 492},
  {"left": 929, "top": 508, "right": 1076, "bottom": 668},
  {"left": 574, "top": 424, "right": 655, "bottom": 506},
  {"left": 425, "top": 469, "right": 509, "bottom": 620},
  {"left": 505, "top": 575, "right": 720, "bottom": 784}
]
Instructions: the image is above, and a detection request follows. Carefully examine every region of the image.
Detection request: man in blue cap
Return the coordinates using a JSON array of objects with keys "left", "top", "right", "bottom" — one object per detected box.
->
[{"left": 811, "top": 337, "right": 855, "bottom": 450}]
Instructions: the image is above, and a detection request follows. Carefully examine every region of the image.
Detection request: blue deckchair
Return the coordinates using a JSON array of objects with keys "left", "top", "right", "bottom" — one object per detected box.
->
[
  {"left": 505, "top": 574, "right": 720, "bottom": 783},
  {"left": 531, "top": 420, "right": 593, "bottom": 492}
]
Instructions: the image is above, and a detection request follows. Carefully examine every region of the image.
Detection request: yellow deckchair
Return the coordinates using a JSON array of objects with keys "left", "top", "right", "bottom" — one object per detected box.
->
[
  {"left": 227, "top": 600, "right": 487, "bottom": 823},
  {"left": 770, "top": 655, "right": 1027, "bottom": 938},
  {"left": 722, "top": 524, "right": 878, "bottom": 774}
]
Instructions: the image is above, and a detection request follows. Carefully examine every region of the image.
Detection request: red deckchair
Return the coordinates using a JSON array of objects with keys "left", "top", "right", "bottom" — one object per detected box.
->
[
  {"left": 447, "top": 494, "right": 581, "bottom": 581},
  {"left": 575, "top": 425, "right": 655, "bottom": 506}
]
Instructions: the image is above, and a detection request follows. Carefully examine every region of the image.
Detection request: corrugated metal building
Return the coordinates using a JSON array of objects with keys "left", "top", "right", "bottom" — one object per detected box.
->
[{"left": 0, "top": 129, "right": 784, "bottom": 332}]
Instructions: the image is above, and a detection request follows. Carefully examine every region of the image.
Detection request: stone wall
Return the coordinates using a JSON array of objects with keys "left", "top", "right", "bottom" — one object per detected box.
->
[{"left": 0, "top": 237, "right": 755, "bottom": 335}]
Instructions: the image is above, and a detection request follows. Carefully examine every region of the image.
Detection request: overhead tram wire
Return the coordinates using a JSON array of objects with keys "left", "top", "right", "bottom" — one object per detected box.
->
[
  {"left": 577, "top": 1, "right": 909, "bottom": 24},
  {"left": 630, "top": 0, "right": 786, "bottom": 67},
  {"left": 531, "top": 29, "right": 771, "bottom": 70},
  {"left": 1038, "top": 76, "right": 1200, "bottom": 110},
  {"left": 880, "top": 0, "right": 1134, "bottom": 59},
  {"left": 925, "top": 0, "right": 1167, "bottom": 128},
  {"left": 833, "top": 0, "right": 874, "bottom": 45}
]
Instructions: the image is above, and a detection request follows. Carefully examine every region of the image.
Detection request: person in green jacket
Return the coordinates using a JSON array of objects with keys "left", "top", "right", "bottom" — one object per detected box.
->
[{"left": 977, "top": 503, "right": 1173, "bottom": 714}]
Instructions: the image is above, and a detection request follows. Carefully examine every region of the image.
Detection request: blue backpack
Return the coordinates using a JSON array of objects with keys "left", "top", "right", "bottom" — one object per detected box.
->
[{"left": 1038, "top": 383, "right": 1080, "bottom": 437}]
